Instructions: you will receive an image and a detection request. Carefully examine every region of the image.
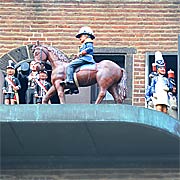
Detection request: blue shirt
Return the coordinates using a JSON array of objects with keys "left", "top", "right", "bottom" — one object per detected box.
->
[{"left": 79, "top": 38, "right": 95, "bottom": 63}]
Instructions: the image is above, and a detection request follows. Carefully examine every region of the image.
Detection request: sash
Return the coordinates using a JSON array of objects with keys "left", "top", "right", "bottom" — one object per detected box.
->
[
  {"left": 5, "top": 77, "right": 17, "bottom": 90},
  {"left": 34, "top": 79, "right": 48, "bottom": 93}
]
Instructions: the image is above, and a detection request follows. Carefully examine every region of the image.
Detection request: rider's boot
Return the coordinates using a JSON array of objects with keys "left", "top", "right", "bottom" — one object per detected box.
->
[
  {"left": 65, "top": 88, "right": 79, "bottom": 95},
  {"left": 60, "top": 80, "right": 74, "bottom": 86},
  {"left": 60, "top": 67, "right": 75, "bottom": 86}
]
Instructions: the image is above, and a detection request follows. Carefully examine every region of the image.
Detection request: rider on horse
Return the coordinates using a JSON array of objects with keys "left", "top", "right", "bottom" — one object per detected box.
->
[{"left": 60, "top": 26, "right": 96, "bottom": 94}]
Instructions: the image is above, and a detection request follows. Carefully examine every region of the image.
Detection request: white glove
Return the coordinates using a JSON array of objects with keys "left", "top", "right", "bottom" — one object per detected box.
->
[{"left": 163, "top": 86, "right": 169, "bottom": 91}]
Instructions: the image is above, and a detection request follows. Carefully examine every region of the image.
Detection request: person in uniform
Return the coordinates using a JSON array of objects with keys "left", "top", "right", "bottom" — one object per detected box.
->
[
  {"left": 34, "top": 70, "right": 51, "bottom": 104},
  {"left": 150, "top": 51, "right": 171, "bottom": 113},
  {"left": 2, "top": 60, "right": 21, "bottom": 105},
  {"left": 26, "top": 60, "right": 39, "bottom": 104},
  {"left": 167, "top": 69, "right": 178, "bottom": 119},
  {"left": 60, "top": 26, "right": 96, "bottom": 94},
  {"left": 17, "top": 62, "right": 29, "bottom": 104}
]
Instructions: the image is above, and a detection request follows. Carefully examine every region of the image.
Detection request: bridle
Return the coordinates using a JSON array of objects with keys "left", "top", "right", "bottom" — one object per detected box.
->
[{"left": 34, "top": 45, "right": 49, "bottom": 67}]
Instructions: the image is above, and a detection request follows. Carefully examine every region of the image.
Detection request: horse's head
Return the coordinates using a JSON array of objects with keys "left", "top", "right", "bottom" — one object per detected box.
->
[{"left": 32, "top": 42, "right": 49, "bottom": 64}]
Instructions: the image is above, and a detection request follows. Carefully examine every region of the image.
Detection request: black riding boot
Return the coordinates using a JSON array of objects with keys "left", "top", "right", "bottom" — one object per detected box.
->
[{"left": 65, "top": 88, "right": 79, "bottom": 95}]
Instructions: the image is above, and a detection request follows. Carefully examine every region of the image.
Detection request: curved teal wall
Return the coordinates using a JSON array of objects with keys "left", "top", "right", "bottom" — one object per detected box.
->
[{"left": 1, "top": 104, "right": 179, "bottom": 168}]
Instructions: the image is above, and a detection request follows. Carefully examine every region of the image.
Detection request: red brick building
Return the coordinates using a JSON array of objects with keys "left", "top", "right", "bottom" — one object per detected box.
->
[{"left": 0, "top": 0, "right": 179, "bottom": 106}]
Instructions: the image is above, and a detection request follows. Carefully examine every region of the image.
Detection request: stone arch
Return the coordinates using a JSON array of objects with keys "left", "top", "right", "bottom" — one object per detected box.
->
[{"left": 0, "top": 45, "right": 34, "bottom": 72}]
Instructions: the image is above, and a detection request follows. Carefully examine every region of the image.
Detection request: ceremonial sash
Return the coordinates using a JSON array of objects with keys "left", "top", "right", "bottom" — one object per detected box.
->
[
  {"left": 5, "top": 77, "right": 17, "bottom": 90},
  {"left": 34, "top": 79, "right": 48, "bottom": 93}
]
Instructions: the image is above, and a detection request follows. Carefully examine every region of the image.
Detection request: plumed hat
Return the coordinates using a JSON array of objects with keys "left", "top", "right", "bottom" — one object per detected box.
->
[
  {"left": 6, "top": 60, "right": 15, "bottom": 69},
  {"left": 155, "top": 51, "right": 165, "bottom": 68}
]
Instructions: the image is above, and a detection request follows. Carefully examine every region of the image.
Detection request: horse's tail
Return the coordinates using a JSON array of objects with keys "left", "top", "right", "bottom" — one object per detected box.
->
[{"left": 118, "top": 68, "right": 127, "bottom": 102}]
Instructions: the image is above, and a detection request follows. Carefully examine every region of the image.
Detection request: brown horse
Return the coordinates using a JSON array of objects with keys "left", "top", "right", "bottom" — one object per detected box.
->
[{"left": 33, "top": 44, "right": 127, "bottom": 104}]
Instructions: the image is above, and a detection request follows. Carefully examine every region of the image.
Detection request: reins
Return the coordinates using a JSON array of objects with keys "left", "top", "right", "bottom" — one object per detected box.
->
[{"left": 34, "top": 45, "right": 49, "bottom": 67}]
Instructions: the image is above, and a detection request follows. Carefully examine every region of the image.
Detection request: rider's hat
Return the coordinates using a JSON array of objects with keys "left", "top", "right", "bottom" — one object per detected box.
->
[
  {"left": 155, "top": 51, "right": 165, "bottom": 69},
  {"left": 76, "top": 26, "right": 95, "bottom": 39},
  {"left": 6, "top": 60, "right": 15, "bottom": 69}
]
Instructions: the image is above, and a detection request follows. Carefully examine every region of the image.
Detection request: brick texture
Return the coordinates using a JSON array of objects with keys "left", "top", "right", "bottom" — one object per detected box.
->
[{"left": 0, "top": 0, "right": 179, "bottom": 106}]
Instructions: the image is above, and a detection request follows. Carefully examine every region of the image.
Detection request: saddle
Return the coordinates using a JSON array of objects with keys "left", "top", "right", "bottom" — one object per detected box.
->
[
  {"left": 61, "top": 63, "right": 97, "bottom": 94},
  {"left": 75, "top": 63, "right": 97, "bottom": 73}
]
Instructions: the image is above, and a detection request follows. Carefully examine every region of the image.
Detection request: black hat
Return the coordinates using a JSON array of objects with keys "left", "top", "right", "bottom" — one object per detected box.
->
[
  {"left": 39, "top": 69, "right": 48, "bottom": 74},
  {"left": 6, "top": 60, "right": 15, "bottom": 69}
]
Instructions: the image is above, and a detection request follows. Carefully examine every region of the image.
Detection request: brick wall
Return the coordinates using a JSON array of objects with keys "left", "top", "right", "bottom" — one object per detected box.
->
[{"left": 0, "top": 0, "right": 179, "bottom": 106}]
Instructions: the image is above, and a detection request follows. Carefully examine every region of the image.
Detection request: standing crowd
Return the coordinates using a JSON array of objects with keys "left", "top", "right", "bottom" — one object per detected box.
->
[{"left": 2, "top": 60, "right": 51, "bottom": 105}]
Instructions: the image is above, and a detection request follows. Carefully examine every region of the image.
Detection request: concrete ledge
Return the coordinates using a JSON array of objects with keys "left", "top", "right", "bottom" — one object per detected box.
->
[
  {"left": 1, "top": 104, "right": 180, "bottom": 168},
  {"left": 0, "top": 104, "right": 179, "bottom": 137}
]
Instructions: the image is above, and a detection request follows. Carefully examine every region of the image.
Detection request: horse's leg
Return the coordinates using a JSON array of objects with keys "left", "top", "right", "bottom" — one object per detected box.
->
[
  {"left": 54, "top": 80, "right": 66, "bottom": 104},
  {"left": 95, "top": 86, "right": 107, "bottom": 104},
  {"left": 108, "top": 84, "right": 122, "bottom": 104},
  {"left": 42, "top": 85, "right": 56, "bottom": 104},
  {"left": 57, "top": 86, "right": 66, "bottom": 104}
]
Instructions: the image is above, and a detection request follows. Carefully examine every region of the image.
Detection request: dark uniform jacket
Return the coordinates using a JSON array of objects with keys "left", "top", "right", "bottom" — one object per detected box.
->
[{"left": 2, "top": 75, "right": 21, "bottom": 93}]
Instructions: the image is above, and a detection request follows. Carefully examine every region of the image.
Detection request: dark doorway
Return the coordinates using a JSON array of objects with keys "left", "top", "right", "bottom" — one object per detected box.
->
[
  {"left": 91, "top": 47, "right": 136, "bottom": 105},
  {"left": 94, "top": 54, "right": 125, "bottom": 67}
]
